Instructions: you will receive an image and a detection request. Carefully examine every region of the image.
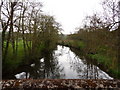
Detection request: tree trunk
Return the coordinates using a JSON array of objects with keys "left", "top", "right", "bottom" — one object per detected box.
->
[{"left": 3, "top": 2, "right": 16, "bottom": 62}]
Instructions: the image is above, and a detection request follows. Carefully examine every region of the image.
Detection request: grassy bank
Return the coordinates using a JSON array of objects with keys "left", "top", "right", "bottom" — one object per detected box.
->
[
  {"left": 58, "top": 40, "right": 120, "bottom": 78},
  {"left": 3, "top": 40, "right": 24, "bottom": 72},
  {"left": 3, "top": 40, "right": 46, "bottom": 77},
  {"left": 88, "top": 53, "right": 120, "bottom": 78}
]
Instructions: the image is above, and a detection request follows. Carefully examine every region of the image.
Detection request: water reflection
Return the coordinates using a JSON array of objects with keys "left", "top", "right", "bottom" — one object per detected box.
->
[
  {"left": 15, "top": 45, "right": 113, "bottom": 79},
  {"left": 55, "top": 46, "right": 113, "bottom": 79},
  {"left": 15, "top": 48, "right": 65, "bottom": 79}
]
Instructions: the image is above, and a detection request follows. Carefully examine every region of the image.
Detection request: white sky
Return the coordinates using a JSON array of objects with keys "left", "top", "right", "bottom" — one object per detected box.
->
[
  {"left": 26, "top": 0, "right": 104, "bottom": 34},
  {"left": 40, "top": 0, "right": 103, "bottom": 34}
]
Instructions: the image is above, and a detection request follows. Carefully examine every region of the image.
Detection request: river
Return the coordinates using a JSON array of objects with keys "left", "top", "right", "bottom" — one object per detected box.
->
[{"left": 15, "top": 45, "right": 113, "bottom": 79}]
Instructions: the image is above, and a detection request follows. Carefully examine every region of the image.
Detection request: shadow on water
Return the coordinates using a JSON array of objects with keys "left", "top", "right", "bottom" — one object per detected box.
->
[
  {"left": 70, "top": 47, "right": 114, "bottom": 79},
  {"left": 55, "top": 45, "right": 113, "bottom": 79},
  {"left": 14, "top": 45, "right": 113, "bottom": 79},
  {"left": 14, "top": 48, "right": 65, "bottom": 79},
  {"left": 28, "top": 51, "right": 65, "bottom": 79}
]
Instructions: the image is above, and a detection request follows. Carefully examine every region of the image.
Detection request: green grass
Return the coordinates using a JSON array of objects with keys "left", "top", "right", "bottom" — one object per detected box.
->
[
  {"left": 3, "top": 40, "right": 47, "bottom": 71},
  {"left": 109, "top": 68, "right": 120, "bottom": 78},
  {"left": 77, "top": 41, "right": 85, "bottom": 49},
  {"left": 88, "top": 53, "right": 120, "bottom": 78},
  {"left": 88, "top": 53, "right": 111, "bottom": 67},
  {"left": 4, "top": 41, "right": 25, "bottom": 71},
  {"left": 59, "top": 40, "right": 120, "bottom": 78}
]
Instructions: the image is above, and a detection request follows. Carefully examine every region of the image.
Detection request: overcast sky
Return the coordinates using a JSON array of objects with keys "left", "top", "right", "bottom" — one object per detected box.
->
[{"left": 38, "top": 0, "right": 103, "bottom": 34}]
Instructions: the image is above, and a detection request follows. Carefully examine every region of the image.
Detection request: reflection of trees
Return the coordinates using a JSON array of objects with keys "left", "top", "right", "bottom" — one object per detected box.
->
[
  {"left": 16, "top": 45, "right": 111, "bottom": 79},
  {"left": 85, "top": 64, "right": 99, "bottom": 79},
  {"left": 20, "top": 46, "right": 111, "bottom": 79},
  {"left": 28, "top": 49, "right": 65, "bottom": 79},
  {"left": 67, "top": 48, "right": 103, "bottom": 79}
]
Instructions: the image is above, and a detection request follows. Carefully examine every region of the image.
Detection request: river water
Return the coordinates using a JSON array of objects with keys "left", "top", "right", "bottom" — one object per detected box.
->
[{"left": 15, "top": 45, "right": 113, "bottom": 79}]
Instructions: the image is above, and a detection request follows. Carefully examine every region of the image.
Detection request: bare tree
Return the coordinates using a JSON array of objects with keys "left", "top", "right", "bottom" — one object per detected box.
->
[
  {"left": 102, "top": 0, "right": 120, "bottom": 30},
  {"left": 2, "top": 1, "right": 18, "bottom": 62}
]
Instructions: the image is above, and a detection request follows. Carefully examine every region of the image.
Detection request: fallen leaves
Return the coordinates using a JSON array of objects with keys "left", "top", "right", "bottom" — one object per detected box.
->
[{"left": 1, "top": 79, "right": 120, "bottom": 89}]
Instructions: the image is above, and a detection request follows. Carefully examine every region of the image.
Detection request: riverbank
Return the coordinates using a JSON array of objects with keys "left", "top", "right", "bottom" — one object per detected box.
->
[
  {"left": 58, "top": 40, "right": 120, "bottom": 79},
  {"left": 2, "top": 79, "right": 120, "bottom": 89},
  {"left": 3, "top": 45, "right": 113, "bottom": 80},
  {"left": 2, "top": 40, "right": 58, "bottom": 79}
]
